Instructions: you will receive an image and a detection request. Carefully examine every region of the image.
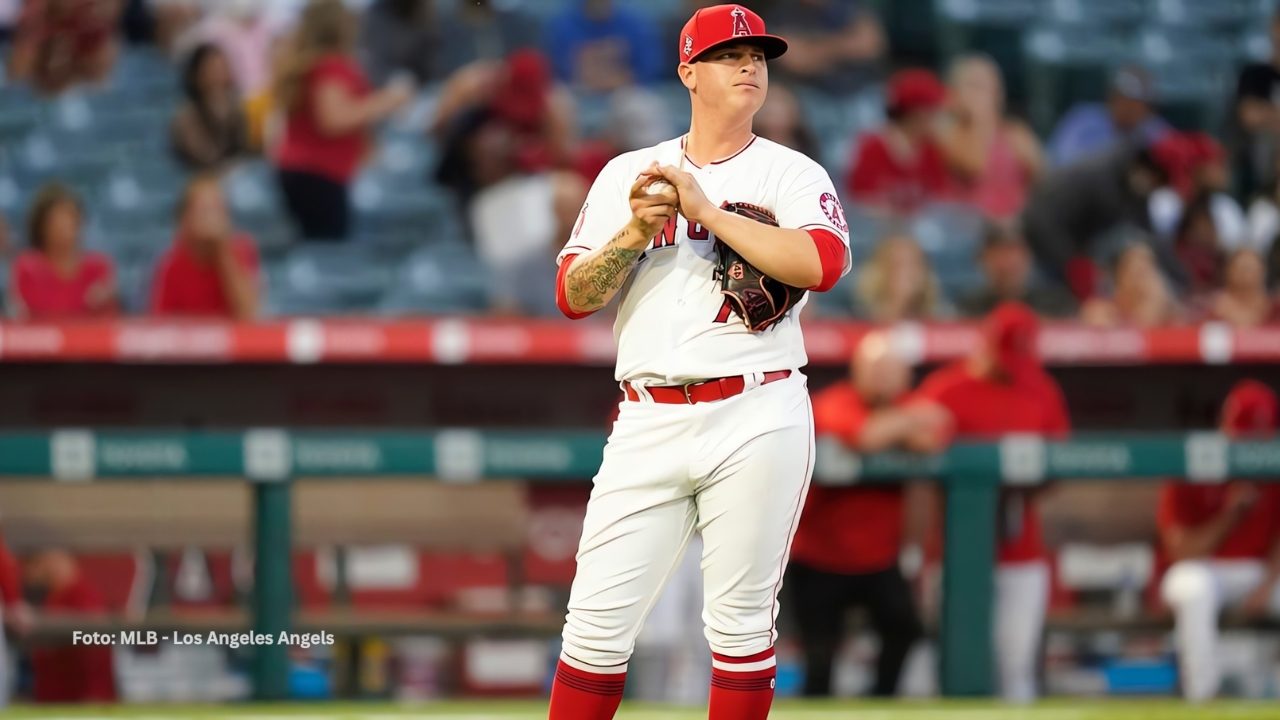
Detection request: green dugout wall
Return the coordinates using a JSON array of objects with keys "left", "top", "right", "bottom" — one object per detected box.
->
[{"left": 1, "top": 430, "right": 1275, "bottom": 698}]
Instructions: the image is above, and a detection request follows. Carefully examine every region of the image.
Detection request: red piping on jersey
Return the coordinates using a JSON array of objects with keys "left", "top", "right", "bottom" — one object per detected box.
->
[
  {"left": 681, "top": 135, "right": 758, "bottom": 169},
  {"left": 807, "top": 228, "right": 846, "bottom": 292},
  {"left": 556, "top": 254, "right": 595, "bottom": 320}
]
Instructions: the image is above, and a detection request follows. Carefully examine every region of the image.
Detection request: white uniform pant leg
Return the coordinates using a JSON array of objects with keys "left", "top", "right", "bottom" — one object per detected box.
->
[
  {"left": 995, "top": 561, "right": 1049, "bottom": 704},
  {"left": 1161, "top": 559, "right": 1266, "bottom": 701},
  {"left": 694, "top": 376, "right": 815, "bottom": 658},
  {"left": 560, "top": 400, "right": 700, "bottom": 671}
]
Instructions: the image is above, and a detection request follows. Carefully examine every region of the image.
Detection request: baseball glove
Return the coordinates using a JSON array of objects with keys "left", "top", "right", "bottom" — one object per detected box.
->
[{"left": 714, "top": 202, "right": 807, "bottom": 332}]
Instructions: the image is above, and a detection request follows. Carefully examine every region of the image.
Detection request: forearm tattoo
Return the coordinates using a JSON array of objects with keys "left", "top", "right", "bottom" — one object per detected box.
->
[{"left": 565, "top": 228, "right": 644, "bottom": 312}]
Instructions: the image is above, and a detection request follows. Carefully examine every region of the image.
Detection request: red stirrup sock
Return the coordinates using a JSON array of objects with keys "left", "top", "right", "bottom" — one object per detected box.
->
[
  {"left": 709, "top": 648, "right": 777, "bottom": 720},
  {"left": 548, "top": 656, "right": 627, "bottom": 720}
]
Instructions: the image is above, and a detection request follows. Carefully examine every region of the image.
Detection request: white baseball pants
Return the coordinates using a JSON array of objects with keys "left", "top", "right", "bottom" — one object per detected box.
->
[
  {"left": 1161, "top": 559, "right": 1280, "bottom": 701},
  {"left": 560, "top": 373, "right": 814, "bottom": 672},
  {"left": 995, "top": 561, "right": 1049, "bottom": 704}
]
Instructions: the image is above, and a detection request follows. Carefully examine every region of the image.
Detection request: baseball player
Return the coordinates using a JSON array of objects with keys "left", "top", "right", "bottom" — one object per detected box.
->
[
  {"left": 548, "top": 5, "right": 850, "bottom": 719},
  {"left": 1159, "top": 380, "right": 1280, "bottom": 701},
  {"left": 913, "top": 302, "right": 1071, "bottom": 703}
]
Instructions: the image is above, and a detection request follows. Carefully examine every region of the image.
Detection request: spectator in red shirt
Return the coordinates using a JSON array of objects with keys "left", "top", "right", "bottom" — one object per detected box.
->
[
  {"left": 846, "top": 68, "right": 948, "bottom": 217},
  {"left": 1159, "top": 380, "right": 1280, "bottom": 702},
  {"left": 790, "top": 331, "right": 949, "bottom": 697},
  {"left": 7, "top": 0, "right": 120, "bottom": 96},
  {"left": 151, "top": 175, "right": 261, "bottom": 320},
  {"left": 273, "top": 0, "right": 412, "bottom": 241},
  {"left": 914, "top": 302, "right": 1071, "bottom": 703},
  {"left": 939, "top": 54, "right": 1042, "bottom": 220},
  {"left": 25, "top": 549, "right": 117, "bottom": 703},
  {"left": 7, "top": 184, "right": 117, "bottom": 320}
]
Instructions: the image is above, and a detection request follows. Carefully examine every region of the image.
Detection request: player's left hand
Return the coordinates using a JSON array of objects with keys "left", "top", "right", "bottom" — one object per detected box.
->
[{"left": 655, "top": 165, "right": 715, "bottom": 225}]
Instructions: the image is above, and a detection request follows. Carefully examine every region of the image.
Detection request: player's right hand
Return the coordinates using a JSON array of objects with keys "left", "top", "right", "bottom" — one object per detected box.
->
[{"left": 628, "top": 163, "right": 678, "bottom": 238}]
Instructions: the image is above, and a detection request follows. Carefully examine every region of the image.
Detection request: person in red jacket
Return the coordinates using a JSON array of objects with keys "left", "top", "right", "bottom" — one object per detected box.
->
[
  {"left": 25, "top": 549, "right": 116, "bottom": 703},
  {"left": 914, "top": 302, "right": 1070, "bottom": 703},
  {"left": 150, "top": 175, "right": 261, "bottom": 320},
  {"left": 790, "top": 331, "right": 949, "bottom": 697},
  {"left": 1159, "top": 380, "right": 1280, "bottom": 702}
]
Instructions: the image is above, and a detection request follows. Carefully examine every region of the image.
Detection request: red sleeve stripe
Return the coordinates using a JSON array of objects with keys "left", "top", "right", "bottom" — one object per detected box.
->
[
  {"left": 555, "top": 254, "right": 595, "bottom": 320},
  {"left": 807, "top": 228, "right": 846, "bottom": 292}
]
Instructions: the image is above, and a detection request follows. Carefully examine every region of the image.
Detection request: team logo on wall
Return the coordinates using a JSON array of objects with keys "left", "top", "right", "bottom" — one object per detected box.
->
[
  {"left": 731, "top": 7, "right": 750, "bottom": 36},
  {"left": 819, "top": 192, "right": 848, "bottom": 234}
]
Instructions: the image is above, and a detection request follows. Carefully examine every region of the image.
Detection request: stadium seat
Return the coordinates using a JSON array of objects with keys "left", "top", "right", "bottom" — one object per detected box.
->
[
  {"left": 910, "top": 202, "right": 986, "bottom": 298},
  {"left": 1151, "top": 0, "right": 1258, "bottom": 29},
  {"left": 277, "top": 244, "right": 398, "bottom": 315},
  {"left": 935, "top": 0, "right": 1044, "bottom": 110},
  {"left": 1046, "top": 0, "right": 1148, "bottom": 28},
  {"left": 936, "top": 0, "right": 1045, "bottom": 24},
  {"left": 1023, "top": 23, "right": 1134, "bottom": 133},
  {"left": 378, "top": 244, "right": 491, "bottom": 315}
]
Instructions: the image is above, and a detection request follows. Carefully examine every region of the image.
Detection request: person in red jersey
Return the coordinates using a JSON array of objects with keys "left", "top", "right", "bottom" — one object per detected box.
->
[
  {"left": 151, "top": 175, "right": 261, "bottom": 320},
  {"left": 790, "top": 331, "right": 948, "bottom": 697},
  {"left": 273, "top": 0, "right": 412, "bottom": 241},
  {"left": 7, "top": 183, "right": 117, "bottom": 320},
  {"left": 846, "top": 68, "right": 949, "bottom": 217},
  {"left": 914, "top": 301, "right": 1071, "bottom": 703},
  {"left": 1159, "top": 380, "right": 1280, "bottom": 702},
  {"left": 25, "top": 549, "right": 116, "bottom": 702}
]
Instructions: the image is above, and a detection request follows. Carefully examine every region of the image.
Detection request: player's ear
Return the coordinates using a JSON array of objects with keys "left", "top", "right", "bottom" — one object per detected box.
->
[{"left": 678, "top": 62, "right": 696, "bottom": 91}]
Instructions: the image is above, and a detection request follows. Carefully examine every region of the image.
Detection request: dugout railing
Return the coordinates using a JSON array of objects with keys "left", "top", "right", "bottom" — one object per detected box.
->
[{"left": 1, "top": 429, "right": 1276, "bottom": 699}]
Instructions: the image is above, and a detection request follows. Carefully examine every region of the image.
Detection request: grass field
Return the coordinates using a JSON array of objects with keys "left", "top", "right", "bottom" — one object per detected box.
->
[{"left": 3, "top": 701, "right": 1279, "bottom": 720}]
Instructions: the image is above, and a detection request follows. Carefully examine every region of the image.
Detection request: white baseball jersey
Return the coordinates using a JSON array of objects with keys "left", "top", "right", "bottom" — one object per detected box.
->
[{"left": 557, "top": 136, "right": 852, "bottom": 385}]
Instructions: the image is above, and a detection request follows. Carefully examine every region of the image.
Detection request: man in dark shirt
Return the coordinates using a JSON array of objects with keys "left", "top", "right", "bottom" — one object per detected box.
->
[
  {"left": 959, "top": 221, "right": 1077, "bottom": 318},
  {"left": 1233, "top": 11, "right": 1280, "bottom": 199},
  {"left": 1021, "top": 144, "right": 1167, "bottom": 297}
]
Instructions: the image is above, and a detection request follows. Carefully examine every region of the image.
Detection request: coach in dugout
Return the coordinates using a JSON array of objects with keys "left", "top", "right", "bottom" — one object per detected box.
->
[
  {"left": 914, "top": 302, "right": 1071, "bottom": 703},
  {"left": 1159, "top": 380, "right": 1280, "bottom": 702},
  {"left": 789, "top": 331, "right": 948, "bottom": 697}
]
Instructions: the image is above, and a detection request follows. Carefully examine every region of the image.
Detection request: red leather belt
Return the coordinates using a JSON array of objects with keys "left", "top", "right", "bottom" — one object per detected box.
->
[{"left": 624, "top": 370, "right": 792, "bottom": 405}]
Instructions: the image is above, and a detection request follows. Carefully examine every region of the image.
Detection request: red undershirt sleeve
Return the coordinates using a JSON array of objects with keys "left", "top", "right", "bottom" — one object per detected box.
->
[{"left": 807, "top": 228, "right": 847, "bottom": 292}]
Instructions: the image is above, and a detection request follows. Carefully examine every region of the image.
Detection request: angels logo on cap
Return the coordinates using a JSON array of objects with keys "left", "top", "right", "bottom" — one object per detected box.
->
[
  {"left": 731, "top": 6, "right": 750, "bottom": 36},
  {"left": 684, "top": 34, "right": 694, "bottom": 57}
]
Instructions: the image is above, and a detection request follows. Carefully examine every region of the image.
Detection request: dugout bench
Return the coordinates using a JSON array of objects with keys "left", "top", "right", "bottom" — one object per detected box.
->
[{"left": 1, "top": 429, "right": 1278, "bottom": 699}]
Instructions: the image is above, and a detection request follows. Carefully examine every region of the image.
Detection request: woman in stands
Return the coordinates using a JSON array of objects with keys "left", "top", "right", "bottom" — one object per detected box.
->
[
  {"left": 7, "top": 184, "right": 118, "bottom": 320},
  {"left": 854, "top": 233, "right": 949, "bottom": 322},
  {"left": 940, "top": 54, "right": 1042, "bottom": 220},
  {"left": 272, "top": 0, "right": 412, "bottom": 241},
  {"left": 171, "top": 42, "right": 250, "bottom": 173}
]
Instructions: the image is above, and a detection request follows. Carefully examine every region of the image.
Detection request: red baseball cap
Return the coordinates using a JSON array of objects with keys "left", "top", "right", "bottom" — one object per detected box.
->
[
  {"left": 887, "top": 68, "right": 947, "bottom": 115},
  {"left": 983, "top": 302, "right": 1041, "bottom": 385},
  {"left": 1221, "top": 380, "right": 1279, "bottom": 438},
  {"left": 678, "top": 4, "right": 788, "bottom": 64}
]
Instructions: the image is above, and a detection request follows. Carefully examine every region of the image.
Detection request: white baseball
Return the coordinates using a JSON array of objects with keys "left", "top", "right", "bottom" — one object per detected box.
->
[{"left": 645, "top": 180, "right": 674, "bottom": 195}]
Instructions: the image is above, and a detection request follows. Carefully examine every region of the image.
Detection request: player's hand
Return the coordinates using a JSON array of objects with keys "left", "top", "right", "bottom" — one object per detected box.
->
[
  {"left": 654, "top": 164, "right": 715, "bottom": 226},
  {"left": 628, "top": 163, "right": 678, "bottom": 238}
]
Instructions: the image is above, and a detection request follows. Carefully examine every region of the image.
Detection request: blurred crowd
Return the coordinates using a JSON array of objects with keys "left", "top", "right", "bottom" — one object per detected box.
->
[{"left": 0, "top": 0, "right": 1277, "bottom": 326}]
